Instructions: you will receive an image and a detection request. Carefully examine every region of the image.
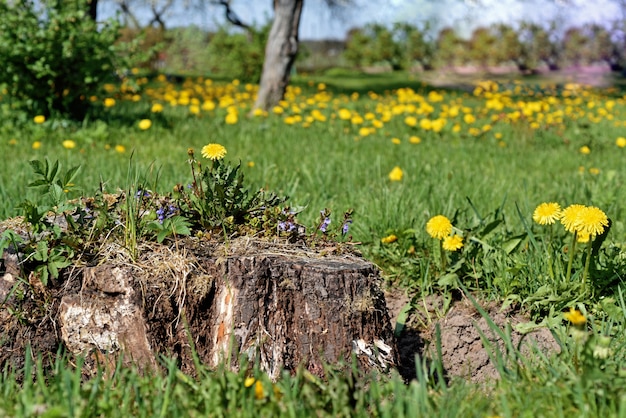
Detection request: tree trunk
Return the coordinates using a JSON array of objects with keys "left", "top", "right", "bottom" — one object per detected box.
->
[
  {"left": 253, "top": 0, "right": 303, "bottom": 111},
  {"left": 87, "top": 0, "right": 97, "bottom": 21}
]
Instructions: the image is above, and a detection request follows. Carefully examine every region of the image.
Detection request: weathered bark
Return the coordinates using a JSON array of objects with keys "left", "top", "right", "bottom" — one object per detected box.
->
[{"left": 253, "top": 0, "right": 303, "bottom": 111}]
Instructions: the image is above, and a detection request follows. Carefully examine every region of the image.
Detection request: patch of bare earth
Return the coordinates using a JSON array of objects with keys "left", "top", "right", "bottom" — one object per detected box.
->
[{"left": 385, "top": 288, "right": 559, "bottom": 382}]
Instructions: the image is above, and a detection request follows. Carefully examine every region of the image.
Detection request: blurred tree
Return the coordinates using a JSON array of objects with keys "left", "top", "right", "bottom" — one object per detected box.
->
[
  {"left": 468, "top": 27, "right": 497, "bottom": 69},
  {"left": 434, "top": 27, "right": 467, "bottom": 68},
  {"left": 491, "top": 23, "right": 524, "bottom": 70},
  {"left": 517, "top": 21, "right": 560, "bottom": 71},
  {"left": 393, "top": 22, "right": 435, "bottom": 71},
  {"left": 561, "top": 27, "right": 590, "bottom": 67}
]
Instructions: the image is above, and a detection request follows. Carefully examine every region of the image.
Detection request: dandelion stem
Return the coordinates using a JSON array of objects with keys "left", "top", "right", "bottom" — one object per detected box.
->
[
  {"left": 581, "top": 240, "right": 593, "bottom": 294},
  {"left": 546, "top": 224, "right": 555, "bottom": 281},
  {"left": 565, "top": 232, "right": 577, "bottom": 283},
  {"left": 439, "top": 239, "right": 447, "bottom": 271}
]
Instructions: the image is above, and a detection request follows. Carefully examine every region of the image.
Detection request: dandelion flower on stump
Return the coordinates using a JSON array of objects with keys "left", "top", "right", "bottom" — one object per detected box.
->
[
  {"left": 442, "top": 235, "right": 463, "bottom": 251},
  {"left": 560, "top": 204, "right": 586, "bottom": 233},
  {"left": 533, "top": 202, "right": 562, "bottom": 225},
  {"left": 201, "top": 143, "right": 227, "bottom": 161},
  {"left": 577, "top": 206, "right": 608, "bottom": 237},
  {"left": 426, "top": 215, "right": 452, "bottom": 240}
]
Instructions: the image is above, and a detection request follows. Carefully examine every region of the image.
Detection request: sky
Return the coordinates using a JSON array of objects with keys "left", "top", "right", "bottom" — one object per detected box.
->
[{"left": 99, "top": 0, "right": 622, "bottom": 40}]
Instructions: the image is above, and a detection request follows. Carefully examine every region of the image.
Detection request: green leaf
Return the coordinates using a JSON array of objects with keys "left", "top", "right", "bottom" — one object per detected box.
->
[
  {"left": 437, "top": 273, "right": 459, "bottom": 288},
  {"left": 394, "top": 302, "right": 413, "bottom": 337}
]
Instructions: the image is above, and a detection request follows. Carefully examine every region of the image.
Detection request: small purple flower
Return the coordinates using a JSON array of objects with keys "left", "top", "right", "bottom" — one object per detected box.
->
[
  {"left": 319, "top": 217, "right": 331, "bottom": 233},
  {"left": 342, "top": 220, "right": 352, "bottom": 236},
  {"left": 278, "top": 221, "right": 296, "bottom": 232}
]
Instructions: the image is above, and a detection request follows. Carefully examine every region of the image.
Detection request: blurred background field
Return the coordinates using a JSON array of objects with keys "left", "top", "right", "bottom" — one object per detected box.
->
[{"left": 3, "top": 0, "right": 626, "bottom": 416}]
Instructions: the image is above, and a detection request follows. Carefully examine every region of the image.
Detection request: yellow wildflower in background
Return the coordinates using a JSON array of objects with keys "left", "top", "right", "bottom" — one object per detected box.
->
[
  {"left": 151, "top": 103, "right": 164, "bottom": 113},
  {"left": 560, "top": 204, "right": 586, "bottom": 233},
  {"left": 254, "top": 381, "right": 265, "bottom": 400},
  {"left": 338, "top": 108, "right": 351, "bottom": 120},
  {"left": 579, "top": 145, "right": 591, "bottom": 155},
  {"left": 563, "top": 307, "right": 586, "bottom": 326},
  {"left": 225, "top": 112, "right": 238, "bottom": 124},
  {"left": 201, "top": 143, "right": 227, "bottom": 161},
  {"left": 532, "top": 202, "right": 562, "bottom": 225},
  {"left": 616, "top": 137, "right": 626, "bottom": 148},
  {"left": 409, "top": 136, "right": 421, "bottom": 144},
  {"left": 33, "top": 115, "right": 45, "bottom": 124},
  {"left": 388, "top": 166, "right": 403, "bottom": 181},
  {"left": 442, "top": 235, "right": 463, "bottom": 251},
  {"left": 381, "top": 234, "right": 398, "bottom": 244},
  {"left": 115, "top": 145, "right": 126, "bottom": 153},
  {"left": 404, "top": 116, "right": 417, "bottom": 127},
  {"left": 103, "top": 98, "right": 116, "bottom": 108},
  {"left": 138, "top": 119, "right": 152, "bottom": 130},
  {"left": 32, "top": 141, "right": 42, "bottom": 150},
  {"left": 62, "top": 140, "right": 76, "bottom": 149},
  {"left": 577, "top": 206, "right": 608, "bottom": 237},
  {"left": 426, "top": 215, "right": 453, "bottom": 240},
  {"left": 244, "top": 377, "right": 255, "bottom": 388}
]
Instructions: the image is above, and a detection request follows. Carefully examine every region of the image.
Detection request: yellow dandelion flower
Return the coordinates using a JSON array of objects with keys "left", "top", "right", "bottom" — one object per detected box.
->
[
  {"left": 577, "top": 206, "right": 609, "bottom": 237},
  {"left": 225, "top": 112, "right": 238, "bottom": 124},
  {"left": 409, "top": 136, "right": 421, "bottom": 144},
  {"left": 426, "top": 215, "right": 453, "bottom": 240},
  {"left": 201, "top": 143, "right": 227, "bottom": 161},
  {"left": 33, "top": 115, "right": 46, "bottom": 124},
  {"left": 577, "top": 231, "right": 590, "bottom": 243},
  {"left": 532, "top": 202, "right": 562, "bottom": 225},
  {"left": 8, "top": 138, "right": 17, "bottom": 145},
  {"left": 560, "top": 204, "right": 586, "bottom": 233},
  {"left": 62, "top": 140, "right": 76, "bottom": 149},
  {"left": 202, "top": 101, "right": 216, "bottom": 111},
  {"left": 115, "top": 144, "right": 126, "bottom": 153},
  {"left": 338, "top": 108, "right": 352, "bottom": 120},
  {"left": 381, "top": 234, "right": 398, "bottom": 244},
  {"left": 151, "top": 103, "right": 164, "bottom": 113},
  {"left": 616, "top": 137, "right": 626, "bottom": 148},
  {"left": 589, "top": 167, "right": 600, "bottom": 175},
  {"left": 442, "top": 235, "right": 463, "bottom": 251},
  {"left": 247, "top": 161, "right": 255, "bottom": 168},
  {"left": 189, "top": 105, "right": 200, "bottom": 115},
  {"left": 32, "top": 141, "right": 42, "bottom": 150},
  {"left": 579, "top": 145, "right": 591, "bottom": 155},
  {"left": 392, "top": 138, "right": 401, "bottom": 145},
  {"left": 388, "top": 166, "right": 403, "bottom": 181},
  {"left": 563, "top": 307, "right": 586, "bottom": 326},
  {"left": 254, "top": 381, "right": 265, "bottom": 400},
  {"left": 103, "top": 98, "right": 116, "bottom": 108},
  {"left": 404, "top": 116, "right": 417, "bottom": 127},
  {"left": 138, "top": 119, "right": 152, "bottom": 130},
  {"left": 244, "top": 377, "right": 256, "bottom": 388}
]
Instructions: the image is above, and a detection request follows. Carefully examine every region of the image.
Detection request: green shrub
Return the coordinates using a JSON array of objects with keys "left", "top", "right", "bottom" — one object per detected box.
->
[
  {"left": 205, "top": 25, "right": 269, "bottom": 82},
  {"left": 0, "top": 0, "right": 128, "bottom": 119}
]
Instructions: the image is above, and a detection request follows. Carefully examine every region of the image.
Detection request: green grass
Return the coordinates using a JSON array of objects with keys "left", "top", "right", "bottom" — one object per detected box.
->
[{"left": 2, "top": 73, "right": 626, "bottom": 416}]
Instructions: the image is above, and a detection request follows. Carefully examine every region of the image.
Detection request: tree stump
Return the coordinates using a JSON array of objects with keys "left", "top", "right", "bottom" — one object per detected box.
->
[{"left": 1, "top": 236, "right": 396, "bottom": 378}]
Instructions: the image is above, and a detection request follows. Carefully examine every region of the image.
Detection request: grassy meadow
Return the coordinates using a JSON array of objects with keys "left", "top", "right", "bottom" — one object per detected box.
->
[{"left": 2, "top": 72, "right": 626, "bottom": 416}]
